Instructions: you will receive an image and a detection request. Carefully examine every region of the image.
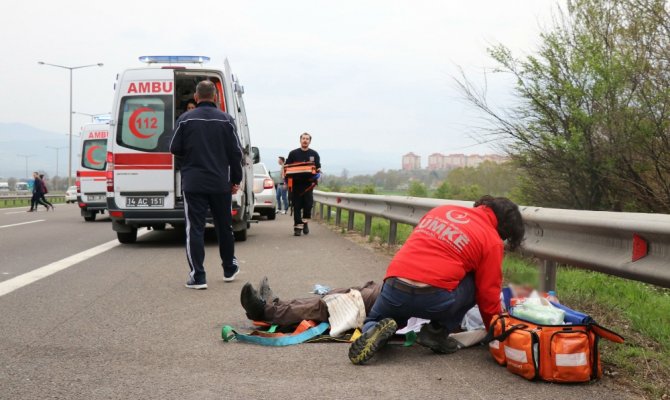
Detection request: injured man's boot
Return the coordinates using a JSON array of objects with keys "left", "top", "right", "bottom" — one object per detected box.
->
[
  {"left": 240, "top": 282, "right": 266, "bottom": 321},
  {"left": 258, "top": 276, "right": 276, "bottom": 303},
  {"left": 416, "top": 323, "right": 460, "bottom": 354}
]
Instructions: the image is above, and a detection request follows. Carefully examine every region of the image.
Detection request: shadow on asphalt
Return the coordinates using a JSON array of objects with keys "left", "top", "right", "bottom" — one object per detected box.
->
[{"left": 132, "top": 226, "right": 246, "bottom": 248}]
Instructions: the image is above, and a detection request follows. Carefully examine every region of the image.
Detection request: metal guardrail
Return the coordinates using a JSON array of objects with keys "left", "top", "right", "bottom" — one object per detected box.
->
[{"left": 313, "top": 190, "right": 670, "bottom": 290}]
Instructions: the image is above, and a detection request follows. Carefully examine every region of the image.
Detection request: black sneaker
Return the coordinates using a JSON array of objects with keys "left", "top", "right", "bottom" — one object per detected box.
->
[
  {"left": 294, "top": 227, "right": 302, "bottom": 236},
  {"left": 240, "top": 282, "right": 266, "bottom": 321},
  {"left": 258, "top": 276, "right": 275, "bottom": 303},
  {"left": 223, "top": 262, "right": 240, "bottom": 282},
  {"left": 348, "top": 318, "right": 397, "bottom": 365},
  {"left": 185, "top": 279, "right": 207, "bottom": 290},
  {"left": 302, "top": 222, "right": 309, "bottom": 235},
  {"left": 416, "top": 324, "right": 460, "bottom": 354}
]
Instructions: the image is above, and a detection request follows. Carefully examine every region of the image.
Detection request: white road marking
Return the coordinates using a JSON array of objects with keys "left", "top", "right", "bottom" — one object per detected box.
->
[
  {"left": 5, "top": 211, "right": 31, "bottom": 215},
  {"left": 0, "top": 220, "right": 45, "bottom": 229},
  {"left": 0, "top": 229, "right": 149, "bottom": 297}
]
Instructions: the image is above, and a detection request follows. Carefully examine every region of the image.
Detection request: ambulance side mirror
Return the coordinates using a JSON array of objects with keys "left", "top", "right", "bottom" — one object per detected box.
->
[{"left": 252, "top": 146, "right": 260, "bottom": 164}]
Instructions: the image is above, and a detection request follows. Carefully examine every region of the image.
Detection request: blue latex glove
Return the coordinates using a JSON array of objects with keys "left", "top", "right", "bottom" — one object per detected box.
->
[{"left": 312, "top": 284, "right": 331, "bottom": 295}]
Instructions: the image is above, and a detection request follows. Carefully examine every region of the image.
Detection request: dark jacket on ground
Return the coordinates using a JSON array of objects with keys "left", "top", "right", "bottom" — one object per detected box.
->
[{"left": 169, "top": 102, "right": 243, "bottom": 193}]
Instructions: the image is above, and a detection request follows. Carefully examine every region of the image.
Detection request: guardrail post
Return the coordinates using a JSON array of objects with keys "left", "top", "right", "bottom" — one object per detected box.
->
[
  {"left": 347, "top": 211, "right": 355, "bottom": 231},
  {"left": 326, "top": 206, "right": 332, "bottom": 222},
  {"left": 335, "top": 208, "right": 342, "bottom": 226},
  {"left": 389, "top": 221, "right": 397, "bottom": 245},
  {"left": 364, "top": 215, "right": 372, "bottom": 236},
  {"left": 319, "top": 203, "right": 324, "bottom": 220},
  {"left": 539, "top": 260, "right": 557, "bottom": 293}
]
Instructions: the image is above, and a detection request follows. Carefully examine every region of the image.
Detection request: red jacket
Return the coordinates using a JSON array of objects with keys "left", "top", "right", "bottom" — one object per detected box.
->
[{"left": 385, "top": 205, "right": 503, "bottom": 329}]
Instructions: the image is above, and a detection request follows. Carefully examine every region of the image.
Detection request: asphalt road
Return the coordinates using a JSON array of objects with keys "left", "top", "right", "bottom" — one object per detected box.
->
[{"left": 0, "top": 204, "right": 638, "bottom": 399}]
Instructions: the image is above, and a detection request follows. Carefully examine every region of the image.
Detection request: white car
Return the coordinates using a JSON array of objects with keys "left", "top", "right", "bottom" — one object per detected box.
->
[
  {"left": 65, "top": 186, "right": 78, "bottom": 203},
  {"left": 253, "top": 163, "right": 277, "bottom": 220}
]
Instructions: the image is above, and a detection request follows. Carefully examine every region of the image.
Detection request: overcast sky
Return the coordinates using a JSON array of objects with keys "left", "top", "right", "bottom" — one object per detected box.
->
[{"left": 0, "top": 0, "right": 560, "bottom": 166}]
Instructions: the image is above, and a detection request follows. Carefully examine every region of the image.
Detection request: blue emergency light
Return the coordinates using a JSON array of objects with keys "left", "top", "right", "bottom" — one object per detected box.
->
[{"left": 138, "top": 55, "right": 210, "bottom": 64}]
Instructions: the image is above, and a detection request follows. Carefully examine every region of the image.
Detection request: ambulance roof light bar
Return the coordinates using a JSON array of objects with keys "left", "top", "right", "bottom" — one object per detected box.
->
[{"left": 138, "top": 56, "right": 210, "bottom": 65}]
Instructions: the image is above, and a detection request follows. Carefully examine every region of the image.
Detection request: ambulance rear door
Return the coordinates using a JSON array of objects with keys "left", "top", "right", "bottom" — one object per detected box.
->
[
  {"left": 230, "top": 70, "right": 254, "bottom": 219},
  {"left": 110, "top": 68, "right": 175, "bottom": 210}
]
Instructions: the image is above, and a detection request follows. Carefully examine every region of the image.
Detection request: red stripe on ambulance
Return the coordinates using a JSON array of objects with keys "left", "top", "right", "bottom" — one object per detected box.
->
[
  {"left": 113, "top": 153, "right": 172, "bottom": 170},
  {"left": 79, "top": 170, "right": 106, "bottom": 177}
]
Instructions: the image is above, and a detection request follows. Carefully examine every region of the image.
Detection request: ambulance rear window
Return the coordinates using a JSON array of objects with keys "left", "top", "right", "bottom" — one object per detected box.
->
[
  {"left": 81, "top": 139, "right": 107, "bottom": 170},
  {"left": 117, "top": 95, "right": 173, "bottom": 152}
]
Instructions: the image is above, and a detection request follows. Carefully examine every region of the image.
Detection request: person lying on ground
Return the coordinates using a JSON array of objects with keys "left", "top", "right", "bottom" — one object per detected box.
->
[
  {"left": 241, "top": 278, "right": 381, "bottom": 331},
  {"left": 240, "top": 277, "right": 533, "bottom": 348}
]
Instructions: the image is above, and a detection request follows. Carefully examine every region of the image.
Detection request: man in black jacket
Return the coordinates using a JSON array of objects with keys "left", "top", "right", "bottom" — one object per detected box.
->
[
  {"left": 170, "top": 80, "right": 244, "bottom": 289},
  {"left": 286, "top": 133, "right": 321, "bottom": 236}
]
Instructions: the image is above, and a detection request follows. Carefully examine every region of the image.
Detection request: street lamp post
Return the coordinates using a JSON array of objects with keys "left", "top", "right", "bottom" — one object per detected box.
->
[
  {"left": 38, "top": 61, "right": 103, "bottom": 187},
  {"left": 72, "top": 111, "right": 109, "bottom": 122},
  {"left": 46, "top": 146, "right": 67, "bottom": 177}
]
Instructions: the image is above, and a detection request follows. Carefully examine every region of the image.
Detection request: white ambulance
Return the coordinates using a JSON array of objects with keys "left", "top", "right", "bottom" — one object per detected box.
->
[
  {"left": 106, "top": 56, "right": 257, "bottom": 244},
  {"left": 77, "top": 123, "right": 109, "bottom": 221}
]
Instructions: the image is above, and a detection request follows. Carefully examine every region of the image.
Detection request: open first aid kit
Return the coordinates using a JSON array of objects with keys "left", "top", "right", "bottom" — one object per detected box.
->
[{"left": 488, "top": 293, "right": 624, "bottom": 383}]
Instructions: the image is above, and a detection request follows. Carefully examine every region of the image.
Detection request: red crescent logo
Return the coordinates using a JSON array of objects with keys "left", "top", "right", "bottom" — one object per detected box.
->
[
  {"left": 129, "top": 107, "right": 158, "bottom": 139},
  {"left": 446, "top": 210, "right": 470, "bottom": 224},
  {"left": 86, "top": 145, "right": 103, "bottom": 166}
]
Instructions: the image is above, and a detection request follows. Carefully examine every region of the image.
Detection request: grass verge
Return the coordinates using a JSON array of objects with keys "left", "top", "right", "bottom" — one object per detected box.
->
[{"left": 0, "top": 196, "right": 66, "bottom": 209}]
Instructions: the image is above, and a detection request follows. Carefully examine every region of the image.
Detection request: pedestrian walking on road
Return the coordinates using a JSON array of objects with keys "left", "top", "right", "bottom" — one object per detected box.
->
[
  {"left": 285, "top": 133, "right": 321, "bottom": 236},
  {"left": 170, "top": 80, "right": 244, "bottom": 290},
  {"left": 348, "top": 195, "right": 525, "bottom": 365},
  {"left": 275, "top": 156, "right": 288, "bottom": 214},
  {"left": 39, "top": 174, "right": 54, "bottom": 211},
  {"left": 28, "top": 172, "right": 51, "bottom": 212}
]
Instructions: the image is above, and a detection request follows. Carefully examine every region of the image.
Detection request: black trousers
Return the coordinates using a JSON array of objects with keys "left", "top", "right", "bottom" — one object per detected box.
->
[
  {"left": 292, "top": 189, "right": 313, "bottom": 226},
  {"left": 31, "top": 193, "right": 50, "bottom": 210},
  {"left": 183, "top": 192, "right": 235, "bottom": 284}
]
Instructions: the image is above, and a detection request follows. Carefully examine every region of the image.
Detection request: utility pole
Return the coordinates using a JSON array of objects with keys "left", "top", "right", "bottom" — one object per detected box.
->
[
  {"left": 17, "top": 154, "right": 35, "bottom": 179},
  {"left": 46, "top": 146, "right": 67, "bottom": 178}
]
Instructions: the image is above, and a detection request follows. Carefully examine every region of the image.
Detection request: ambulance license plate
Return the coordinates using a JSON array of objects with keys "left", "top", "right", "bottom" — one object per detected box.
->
[{"left": 126, "top": 196, "right": 164, "bottom": 207}]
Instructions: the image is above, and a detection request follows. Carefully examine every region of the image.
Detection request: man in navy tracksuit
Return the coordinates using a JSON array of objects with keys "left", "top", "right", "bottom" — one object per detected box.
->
[{"left": 170, "top": 80, "right": 244, "bottom": 290}]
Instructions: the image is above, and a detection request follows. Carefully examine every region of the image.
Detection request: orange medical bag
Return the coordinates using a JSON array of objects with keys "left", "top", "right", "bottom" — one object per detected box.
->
[
  {"left": 284, "top": 162, "right": 318, "bottom": 192},
  {"left": 488, "top": 313, "right": 624, "bottom": 382}
]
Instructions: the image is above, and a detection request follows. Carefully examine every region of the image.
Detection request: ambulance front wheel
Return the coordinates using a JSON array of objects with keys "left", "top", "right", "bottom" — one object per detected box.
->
[{"left": 117, "top": 228, "right": 138, "bottom": 244}]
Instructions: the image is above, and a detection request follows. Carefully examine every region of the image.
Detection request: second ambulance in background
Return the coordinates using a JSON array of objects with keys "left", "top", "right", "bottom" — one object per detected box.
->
[{"left": 77, "top": 122, "right": 109, "bottom": 221}]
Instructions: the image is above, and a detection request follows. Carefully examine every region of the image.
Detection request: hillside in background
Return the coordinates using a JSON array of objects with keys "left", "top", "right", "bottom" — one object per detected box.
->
[{"left": 0, "top": 123, "right": 72, "bottom": 179}]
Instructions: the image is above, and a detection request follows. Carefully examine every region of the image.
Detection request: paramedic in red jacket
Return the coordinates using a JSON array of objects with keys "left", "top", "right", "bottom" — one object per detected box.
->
[{"left": 349, "top": 195, "right": 524, "bottom": 365}]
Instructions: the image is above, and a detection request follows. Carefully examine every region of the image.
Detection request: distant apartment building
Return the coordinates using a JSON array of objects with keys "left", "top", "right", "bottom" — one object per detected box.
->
[
  {"left": 411, "top": 152, "right": 508, "bottom": 170},
  {"left": 402, "top": 152, "right": 421, "bottom": 170},
  {"left": 427, "top": 153, "right": 446, "bottom": 170},
  {"left": 465, "top": 154, "right": 508, "bottom": 167}
]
